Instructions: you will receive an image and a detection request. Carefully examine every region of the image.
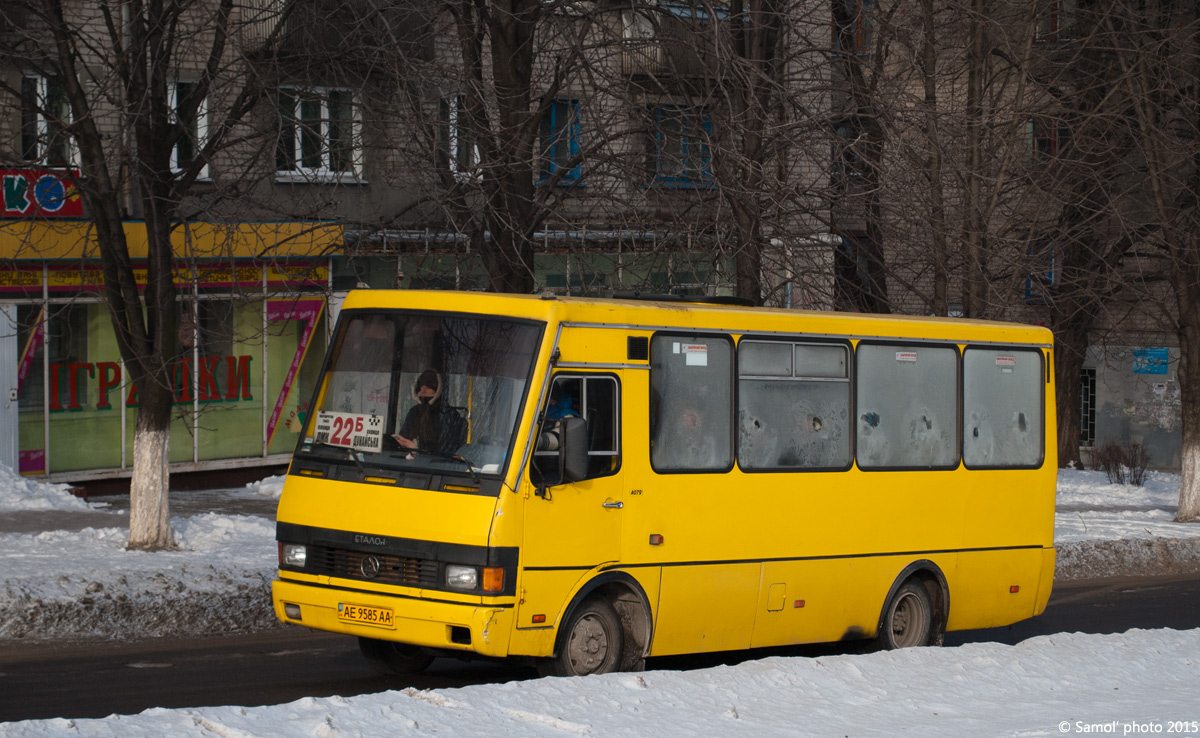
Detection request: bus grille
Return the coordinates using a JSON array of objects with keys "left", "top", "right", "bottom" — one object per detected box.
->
[{"left": 308, "top": 545, "right": 439, "bottom": 588}]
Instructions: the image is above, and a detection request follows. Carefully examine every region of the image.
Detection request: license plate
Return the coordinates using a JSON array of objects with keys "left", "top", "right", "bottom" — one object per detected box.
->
[{"left": 337, "top": 603, "right": 395, "bottom": 629}]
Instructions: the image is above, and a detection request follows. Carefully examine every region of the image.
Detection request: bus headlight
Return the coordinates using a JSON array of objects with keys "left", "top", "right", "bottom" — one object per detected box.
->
[
  {"left": 446, "top": 565, "right": 478, "bottom": 589},
  {"left": 282, "top": 544, "right": 308, "bottom": 568}
]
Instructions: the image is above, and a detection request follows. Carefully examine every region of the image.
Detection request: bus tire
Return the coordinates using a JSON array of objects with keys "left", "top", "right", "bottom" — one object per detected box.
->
[
  {"left": 877, "top": 579, "right": 935, "bottom": 650},
  {"left": 358, "top": 637, "right": 435, "bottom": 675},
  {"left": 539, "top": 597, "right": 623, "bottom": 677}
]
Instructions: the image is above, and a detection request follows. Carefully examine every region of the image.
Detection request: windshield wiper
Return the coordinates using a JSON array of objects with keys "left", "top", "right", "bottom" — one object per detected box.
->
[{"left": 404, "top": 445, "right": 481, "bottom": 483}]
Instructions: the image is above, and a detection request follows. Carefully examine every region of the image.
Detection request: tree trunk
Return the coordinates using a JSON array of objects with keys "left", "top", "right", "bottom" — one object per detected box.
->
[
  {"left": 1174, "top": 247, "right": 1200, "bottom": 521},
  {"left": 920, "top": 0, "right": 948, "bottom": 316},
  {"left": 126, "top": 378, "right": 175, "bottom": 550},
  {"left": 962, "top": 0, "right": 988, "bottom": 319},
  {"left": 1053, "top": 312, "right": 1091, "bottom": 470}
]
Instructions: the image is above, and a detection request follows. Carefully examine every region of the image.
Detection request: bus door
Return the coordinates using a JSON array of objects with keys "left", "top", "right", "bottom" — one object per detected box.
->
[{"left": 516, "top": 372, "right": 623, "bottom": 629}]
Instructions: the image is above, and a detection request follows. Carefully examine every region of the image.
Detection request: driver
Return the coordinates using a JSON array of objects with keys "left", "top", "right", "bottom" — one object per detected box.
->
[{"left": 393, "top": 369, "right": 466, "bottom": 454}]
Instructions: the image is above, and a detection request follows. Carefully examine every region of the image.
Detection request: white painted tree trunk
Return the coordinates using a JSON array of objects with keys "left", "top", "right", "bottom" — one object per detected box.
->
[
  {"left": 1178, "top": 444, "right": 1200, "bottom": 522},
  {"left": 127, "top": 425, "right": 174, "bottom": 550}
]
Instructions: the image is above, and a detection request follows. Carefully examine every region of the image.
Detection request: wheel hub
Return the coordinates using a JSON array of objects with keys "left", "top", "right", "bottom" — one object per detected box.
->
[{"left": 567, "top": 614, "right": 610, "bottom": 673}]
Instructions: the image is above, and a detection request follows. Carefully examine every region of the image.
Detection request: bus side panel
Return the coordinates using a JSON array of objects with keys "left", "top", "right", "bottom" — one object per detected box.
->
[
  {"left": 514, "top": 569, "right": 587, "bottom": 632},
  {"left": 751, "top": 559, "right": 850, "bottom": 647},
  {"left": 650, "top": 563, "right": 760, "bottom": 657},
  {"left": 945, "top": 547, "right": 1047, "bottom": 630},
  {"left": 751, "top": 553, "right": 961, "bottom": 648}
]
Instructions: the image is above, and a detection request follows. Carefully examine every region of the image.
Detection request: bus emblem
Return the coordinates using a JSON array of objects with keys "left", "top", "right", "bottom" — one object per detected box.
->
[{"left": 360, "top": 555, "right": 382, "bottom": 579}]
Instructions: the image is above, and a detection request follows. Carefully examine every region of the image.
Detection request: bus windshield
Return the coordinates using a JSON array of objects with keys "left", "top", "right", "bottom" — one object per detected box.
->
[{"left": 297, "top": 310, "right": 543, "bottom": 478}]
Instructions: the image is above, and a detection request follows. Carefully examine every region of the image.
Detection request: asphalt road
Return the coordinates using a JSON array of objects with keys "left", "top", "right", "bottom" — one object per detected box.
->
[{"left": 3, "top": 573, "right": 1200, "bottom": 723}]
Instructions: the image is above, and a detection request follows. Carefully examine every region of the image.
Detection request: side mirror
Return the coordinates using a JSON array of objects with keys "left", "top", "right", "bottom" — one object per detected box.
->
[{"left": 559, "top": 416, "right": 589, "bottom": 483}]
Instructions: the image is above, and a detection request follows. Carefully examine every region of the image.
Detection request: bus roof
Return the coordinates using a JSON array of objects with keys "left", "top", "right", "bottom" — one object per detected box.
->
[{"left": 339, "top": 290, "right": 1053, "bottom": 347}]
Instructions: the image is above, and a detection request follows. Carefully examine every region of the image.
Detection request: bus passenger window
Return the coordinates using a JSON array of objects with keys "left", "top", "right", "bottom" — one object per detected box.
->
[
  {"left": 738, "top": 341, "right": 850, "bottom": 470},
  {"left": 962, "top": 349, "right": 1044, "bottom": 468},
  {"left": 650, "top": 335, "right": 733, "bottom": 472},
  {"left": 532, "top": 375, "right": 620, "bottom": 484},
  {"left": 856, "top": 344, "right": 958, "bottom": 469}
]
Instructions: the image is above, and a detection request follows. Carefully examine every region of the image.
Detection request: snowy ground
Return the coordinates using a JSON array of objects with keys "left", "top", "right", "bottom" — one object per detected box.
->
[{"left": 2, "top": 466, "right": 1200, "bottom": 735}]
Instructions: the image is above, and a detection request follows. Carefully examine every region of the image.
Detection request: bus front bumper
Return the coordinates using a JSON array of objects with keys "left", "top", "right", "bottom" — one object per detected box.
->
[{"left": 272, "top": 578, "right": 514, "bottom": 658}]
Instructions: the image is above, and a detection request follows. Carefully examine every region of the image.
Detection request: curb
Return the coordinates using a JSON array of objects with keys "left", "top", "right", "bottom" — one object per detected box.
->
[{"left": 1056, "top": 538, "right": 1200, "bottom": 581}]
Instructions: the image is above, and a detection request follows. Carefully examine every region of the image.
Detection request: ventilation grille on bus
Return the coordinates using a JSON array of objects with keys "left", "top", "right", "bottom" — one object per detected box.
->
[
  {"left": 306, "top": 544, "right": 439, "bottom": 587},
  {"left": 628, "top": 336, "right": 649, "bottom": 361}
]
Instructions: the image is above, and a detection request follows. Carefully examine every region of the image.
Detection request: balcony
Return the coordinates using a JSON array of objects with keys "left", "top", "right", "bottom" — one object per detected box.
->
[{"left": 621, "top": 8, "right": 722, "bottom": 79}]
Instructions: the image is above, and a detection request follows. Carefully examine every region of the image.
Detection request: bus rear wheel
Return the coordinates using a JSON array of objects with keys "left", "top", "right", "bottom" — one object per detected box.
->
[
  {"left": 358, "top": 637, "right": 435, "bottom": 675},
  {"left": 540, "top": 597, "right": 623, "bottom": 677},
  {"left": 878, "top": 580, "right": 934, "bottom": 649}
]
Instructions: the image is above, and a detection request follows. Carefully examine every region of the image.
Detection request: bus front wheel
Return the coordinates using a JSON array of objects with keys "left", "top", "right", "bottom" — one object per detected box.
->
[
  {"left": 358, "top": 636, "right": 435, "bottom": 675},
  {"left": 540, "top": 597, "right": 623, "bottom": 677},
  {"left": 878, "top": 579, "right": 935, "bottom": 649}
]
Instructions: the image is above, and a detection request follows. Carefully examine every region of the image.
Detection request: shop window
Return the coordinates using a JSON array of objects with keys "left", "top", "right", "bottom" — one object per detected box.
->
[
  {"left": 539, "top": 99, "right": 582, "bottom": 184},
  {"left": 276, "top": 87, "right": 359, "bottom": 181},
  {"left": 738, "top": 341, "right": 851, "bottom": 470},
  {"left": 856, "top": 343, "right": 958, "bottom": 469},
  {"left": 650, "top": 334, "right": 733, "bottom": 472},
  {"left": 438, "top": 94, "right": 480, "bottom": 181},
  {"left": 18, "top": 304, "right": 90, "bottom": 411},
  {"left": 532, "top": 374, "right": 620, "bottom": 484},
  {"left": 648, "top": 104, "right": 712, "bottom": 187},
  {"left": 962, "top": 348, "right": 1044, "bottom": 468},
  {"left": 178, "top": 300, "right": 234, "bottom": 357},
  {"left": 20, "top": 76, "right": 74, "bottom": 166}
]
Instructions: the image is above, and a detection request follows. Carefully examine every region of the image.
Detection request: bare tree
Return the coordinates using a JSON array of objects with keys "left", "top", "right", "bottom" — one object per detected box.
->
[
  {"left": 0, "top": 0, "right": 273, "bottom": 549},
  {"left": 1109, "top": 2, "right": 1200, "bottom": 519}
]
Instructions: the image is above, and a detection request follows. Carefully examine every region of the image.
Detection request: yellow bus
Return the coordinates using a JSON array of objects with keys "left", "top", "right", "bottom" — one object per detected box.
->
[{"left": 272, "top": 290, "right": 1056, "bottom": 676}]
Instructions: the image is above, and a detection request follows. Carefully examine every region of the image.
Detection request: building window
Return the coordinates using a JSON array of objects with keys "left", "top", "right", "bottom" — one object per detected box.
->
[
  {"left": 20, "top": 76, "right": 74, "bottom": 167},
  {"left": 1024, "top": 239, "right": 1056, "bottom": 303},
  {"left": 539, "top": 99, "right": 581, "bottom": 184},
  {"left": 171, "top": 81, "right": 208, "bottom": 175},
  {"left": 1035, "top": 0, "right": 1078, "bottom": 44},
  {"left": 1080, "top": 367, "right": 1096, "bottom": 448},
  {"left": 276, "top": 87, "right": 358, "bottom": 182},
  {"left": 648, "top": 104, "right": 712, "bottom": 187},
  {"left": 834, "top": 232, "right": 871, "bottom": 312},
  {"left": 1031, "top": 117, "right": 1071, "bottom": 159},
  {"left": 831, "top": 118, "right": 865, "bottom": 186},
  {"left": 438, "top": 95, "right": 480, "bottom": 181},
  {"left": 833, "top": 0, "right": 874, "bottom": 53}
]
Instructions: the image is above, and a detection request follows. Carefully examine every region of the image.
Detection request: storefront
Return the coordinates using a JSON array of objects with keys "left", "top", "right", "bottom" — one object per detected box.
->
[{"left": 0, "top": 215, "right": 340, "bottom": 482}]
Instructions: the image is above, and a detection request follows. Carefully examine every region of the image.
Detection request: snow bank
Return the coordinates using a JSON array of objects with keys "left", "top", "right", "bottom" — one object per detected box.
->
[
  {"left": 0, "top": 464, "right": 94, "bottom": 512},
  {"left": 3, "top": 628, "right": 1199, "bottom": 737},
  {"left": 0, "top": 514, "right": 277, "bottom": 640}
]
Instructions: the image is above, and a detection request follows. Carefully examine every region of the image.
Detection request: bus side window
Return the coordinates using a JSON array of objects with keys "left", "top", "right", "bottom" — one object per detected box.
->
[
  {"left": 738, "top": 341, "right": 851, "bottom": 470},
  {"left": 962, "top": 349, "right": 1044, "bottom": 468},
  {"left": 532, "top": 375, "right": 620, "bottom": 484},
  {"left": 856, "top": 343, "right": 959, "bottom": 469},
  {"left": 649, "top": 335, "right": 734, "bottom": 473}
]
